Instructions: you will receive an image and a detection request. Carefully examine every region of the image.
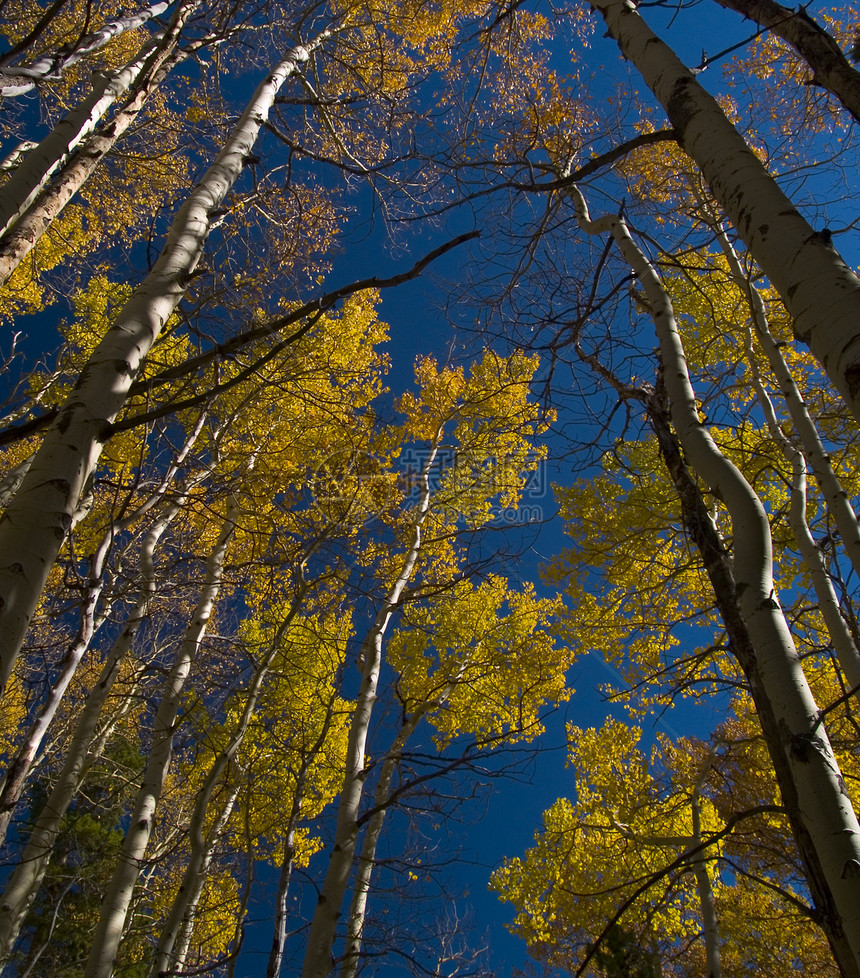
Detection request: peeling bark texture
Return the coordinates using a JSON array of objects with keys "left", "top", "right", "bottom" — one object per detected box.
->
[
  {"left": 588, "top": 0, "right": 860, "bottom": 424},
  {"left": 0, "top": 30, "right": 331, "bottom": 698},
  {"left": 710, "top": 0, "right": 860, "bottom": 123},
  {"left": 569, "top": 186, "right": 860, "bottom": 977},
  {"left": 0, "top": 2, "right": 170, "bottom": 98}
]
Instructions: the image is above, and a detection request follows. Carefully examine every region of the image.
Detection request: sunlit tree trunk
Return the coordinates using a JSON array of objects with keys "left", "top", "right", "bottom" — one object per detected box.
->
[
  {"left": 151, "top": 574, "right": 313, "bottom": 978},
  {"left": 0, "top": 414, "right": 206, "bottom": 849},
  {"left": 339, "top": 662, "right": 469, "bottom": 978},
  {"left": 570, "top": 185, "right": 860, "bottom": 976},
  {"left": 711, "top": 223, "right": 860, "bottom": 582},
  {"left": 301, "top": 440, "right": 440, "bottom": 978},
  {"left": 0, "top": 1, "right": 170, "bottom": 98},
  {"left": 0, "top": 498, "right": 182, "bottom": 966},
  {"left": 0, "top": 29, "right": 332, "bottom": 699},
  {"left": 709, "top": 0, "right": 860, "bottom": 123},
  {"left": 84, "top": 499, "right": 235, "bottom": 978},
  {"left": 587, "top": 0, "right": 860, "bottom": 423},
  {"left": 0, "top": 0, "right": 196, "bottom": 288},
  {"left": 0, "top": 36, "right": 161, "bottom": 241},
  {"left": 734, "top": 287, "right": 860, "bottom": 697}
]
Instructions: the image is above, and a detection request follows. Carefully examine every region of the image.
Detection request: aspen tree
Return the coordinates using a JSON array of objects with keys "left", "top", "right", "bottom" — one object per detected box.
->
[
  {"left": 0, "top": 1, "right": 170, "bottom": 98},
  {"left": 0, "top": 0, "right": 196, "bottom": 287},
  {"left": 570, "top": 184, "right": 860, "bottom": 973},
  {"left": 585, "top": 0, "right": 860, "bottom": 423},
  {"left": 0, "top": 27, "right": 334, "bottom": 696}
]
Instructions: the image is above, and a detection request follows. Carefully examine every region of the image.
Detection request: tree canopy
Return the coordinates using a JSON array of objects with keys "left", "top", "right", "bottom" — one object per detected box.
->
[{"left": 2, "top": 1, "right": 860, "bottom": 976}]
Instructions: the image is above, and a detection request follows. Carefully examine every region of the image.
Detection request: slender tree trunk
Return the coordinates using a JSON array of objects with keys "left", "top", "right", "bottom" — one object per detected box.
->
[
  {"left": 0, "top": 499, "right": 181, "bottom": 965},
  {"left": 84, "top": 500, "right": 236, "bottom": 978},
  {"left": 339, "top": 665, "right": 468, "bottom": 978},
  {"left": 301, "top": 441, "right": 440, "bottom": 978},
  {"left": 151, "top": 575, "right": 313, "bottom": 977},
  {"left": 0, "top": 414, "right": 206, "bottom": 848},
  {"left": 690, "top": 794, "right": 721, "bottom": 978},
  {"left": 587, "top": 0, "right": 860, "bottom": 423},
  {"left": 570, "top": 186, "right": 860, "bottom": 976},
  {"left": 0, "top": 35, "right": 162, "bottom": 241},
  {"left": 735, "top": 290, "right": 860, "bottom": 696},
  {"left": 711, "top": 223, "right": 860, "bottom": 581},
  {"left": 0, "top": 0, "right": 196, "bottom": 288},
  {"left": 168, "top": 783, "right": 241, "bottom": 975},
  {"left": 708, "top": 0, "right": 860, "bottom": 123},
  {"left": 0, "top": 29, "right": 332, "bottom": 698},
  {"left": 0, "top": 2, "right": 170, "bottom": 98}
]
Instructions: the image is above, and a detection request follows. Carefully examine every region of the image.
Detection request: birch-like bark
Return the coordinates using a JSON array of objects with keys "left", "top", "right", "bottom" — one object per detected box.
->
[
  {"left": 339, "top": 664, "right": 469, "bottom": 978},
  {"left": 0, "top": 0, "right": 196, "bottom": 289},
  {"left": 712, "top": 224, "right": 860, "bottom": 582},
  {"left": 570, "top": 187, "right": 860, "bottom": 971},
  {"left": 301, "top": 441, "right": 440, "bottom": 978},
  {"left": 587, "top": 0, "right": 860, "bottom": 422},
  {"left": 709, "top": 0, "right": 860, "bottom": 124},
  {"left": 266, "top": 692, "right": 344, "bottom": 978},
  {"left": 0, "top": 36, "right": 162, "bottom": 241},
  {"left": 0, "top": 497, "right": 182, "bottom": 965},
  {"left": 0, "top": 29, "right": 332, "bottom": 698},
  {"left": 0, "top": 2, "right": 170, "bottom": 98},
  {"left": 735, "top": 295, "right": 860, "bottom": 698},
  {"left": 168, "top": 782, "right": 241, "bottom": 974},
  {"left": 150, "top": 573, "right": 314, "bottom": 977},
  {"left": 690, "top": 795, "right": 721, "bottom": 978},
  {"left": 84, "top": 499, "right": 236, "bottom": 978},
  {"left": 0, "top": 142, "right": 38, "bottom": 174},
  {"left": 0, "top": 413, "right": 207, "bottom": 849}
]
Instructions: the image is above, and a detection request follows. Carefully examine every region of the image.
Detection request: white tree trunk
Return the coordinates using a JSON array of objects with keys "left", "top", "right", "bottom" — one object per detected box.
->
[
  {"left": 0, "top": 499, "right": 181, "bottom": 965},
  {"left": 0, "top": 30, "right": 331, "bottom": 698},
  {"left": 733, "top": 280, "right": 860, "bottom": 698},
  {"left": 588, "top": 0, "right": 860, "bottom": 423},
  {"left": 712, "top": 224, "right": 860, "bottom": 582},
  {"left": 0, "top": 2, "right": 170, "bottom": 98},
  {"left": 84, "top": 500, "right": 236, "bottom": 978},
  {"left": 301, "top": 441, "right": 440, "bottom": 978},
  {"left": 0, "top": 38, "right": 161, "bottom": 242},
  {"left": 0, "top": 0, "right": 196, "bottom": 289},
  {"left": 0, "top": 414, "right": 206, "bottom": 849},
  {"left": 155, "top": 784, "right": 240, "bottom": 978},
  {"left": 151, "top": 574, "right": 312, "bottom": 977},
  {"left": 571, "top": 186, "right": 860, "bottom": 971}
]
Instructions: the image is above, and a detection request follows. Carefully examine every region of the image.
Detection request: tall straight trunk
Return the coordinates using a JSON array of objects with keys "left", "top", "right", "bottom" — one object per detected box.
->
[
  {"left": 0, "top": 29, "right": 332, "bottom": 699},
  {"left": 0, "top": 414, "right": 206, "bottom": 848},
  {"left": 734, "top": 281, "right": 860, "bottom": 697},
  {"left": 0, "top": 2, "right": 170, "bottom": 98},
  {"left": 0, "top": 0, "right": 196, "bottom": 289},
  {"left": 711, "top": 222, "right": 860, "bottom": 582},
  {"left": 570, "top": 186, "right": 860, "bottom": 976},
  {"left": 339, "top": 664, "right": 469, "bottom": 978},
  {"left": 587, "top": 0, "right": 860, "bottom": 423},
  {"left": 0, "top": 33, "right": 162, "bottom": 240},
  {"left": 0, "top": 500, "right": 181, "bottom": 966},
  {"left": 150, "top": 575, "right": 313, "bottom": 978},
  {"left": 84, "top": 501, "right": 235, "bottom": 978},
  {"left": 708, "top": 0, "right": 860, "bottom": 123},
  {"left": 301, "top": 441, "right": 440, "bottom": 978},
  {"left": 690, "top": 795, "right": 721, "bottom": 978}
]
